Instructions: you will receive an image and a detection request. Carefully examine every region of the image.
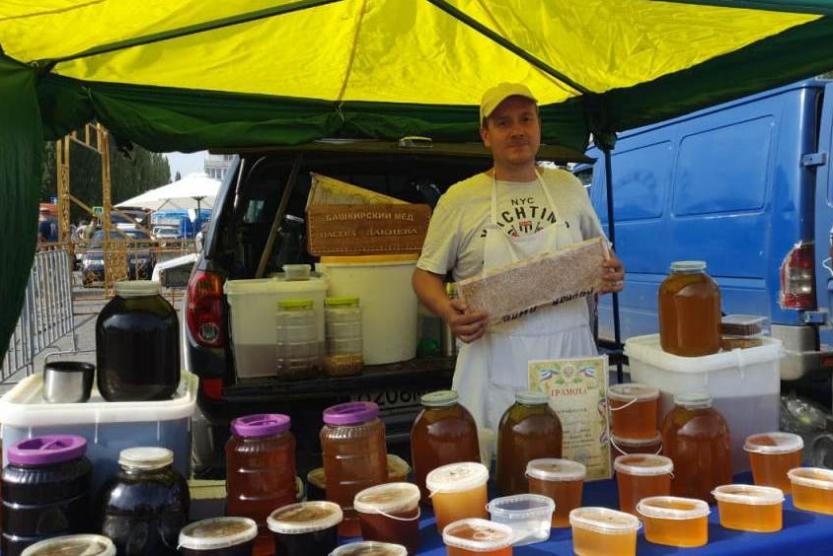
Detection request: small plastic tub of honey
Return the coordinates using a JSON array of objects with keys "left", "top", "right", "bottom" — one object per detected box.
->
[
  {"left": 387, "top": 454, "right": 411, "bottom": 482},
  {"left": 426, "top": 462, "right": 489, "bottom": 532},
  {"left": 442, "top": 518, "right": 514, "bottom": 556},
  {"left": 608, "top": 383, "right": 660, "bottom": 440},
  {"left": 744, "top": 432, "right": 803, "bottom": 493},
  {"left": 610, "top": 433, "right": 662, "bottom": 468},
  {"left": 526, "top": 458, "right": 586, "bottom": 528},
  {"left": 712, "top": 484, "right": 784, "bottom": 533},
  {"left": 569, "top": 507, "right": 640, "bottom": 556},
  {"left": 614, "top": 454, "right": 673, "bottom": 515},
  {"left": 636, "top": 496, "right": 710, "bottom": 548},
  {"left": 788, "top": 467, "right": 833, "bottom": 515},
  {"left": 329, "top": 541, "right": 408, "bottom": 556},
  {"left": 354, "top": 482, "right": 421, "bottom": 554}
]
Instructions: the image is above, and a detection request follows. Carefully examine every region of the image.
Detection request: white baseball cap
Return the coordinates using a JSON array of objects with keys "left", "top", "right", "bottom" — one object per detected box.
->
[{"left": 480, "top": 82, "right": 538, "bottom": 124}]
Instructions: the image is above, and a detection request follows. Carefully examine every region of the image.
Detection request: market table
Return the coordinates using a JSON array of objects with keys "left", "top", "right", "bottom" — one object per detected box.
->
[{"left": 342, "top": 474, "right": 833, "bottom": 555}]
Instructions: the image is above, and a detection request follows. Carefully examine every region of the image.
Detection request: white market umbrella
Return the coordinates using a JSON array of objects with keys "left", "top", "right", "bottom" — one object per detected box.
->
[{"left": 117, "top": 173, "right": 221, "bottom": 211}]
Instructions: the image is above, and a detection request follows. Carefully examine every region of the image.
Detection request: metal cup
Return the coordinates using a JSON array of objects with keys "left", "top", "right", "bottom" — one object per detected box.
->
[{"left": 43, "top": 361, "right": 95, "bottom": 403}]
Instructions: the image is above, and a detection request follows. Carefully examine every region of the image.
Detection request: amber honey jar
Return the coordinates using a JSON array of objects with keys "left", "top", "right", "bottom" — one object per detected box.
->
[{"left": 658, "top": 261, "right": 721, "bottom": 357}]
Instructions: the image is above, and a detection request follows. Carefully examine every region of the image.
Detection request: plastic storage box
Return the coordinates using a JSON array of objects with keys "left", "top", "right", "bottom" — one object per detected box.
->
[
  {"left": 625, "top": 334, "right": 783, "bottom": 472},
  {"left": 0, "top": 372, "right": 196, "bottom": 493}
]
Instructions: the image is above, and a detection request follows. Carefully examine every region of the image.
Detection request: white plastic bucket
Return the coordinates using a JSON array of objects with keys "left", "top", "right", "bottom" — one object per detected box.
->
[{"left": 317, "top": 255, "right": 418, "bottom": 365}]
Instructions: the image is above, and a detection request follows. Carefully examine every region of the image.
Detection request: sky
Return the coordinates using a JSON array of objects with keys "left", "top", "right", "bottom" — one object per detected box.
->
[{"left": 165, "top": 151, "right": 207, "bottom": 180}]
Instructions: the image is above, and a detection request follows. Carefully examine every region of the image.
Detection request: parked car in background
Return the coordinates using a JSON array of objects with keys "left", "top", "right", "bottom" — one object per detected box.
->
[{"left": 81, "top": 229, "right": 156, "bottom": 286}]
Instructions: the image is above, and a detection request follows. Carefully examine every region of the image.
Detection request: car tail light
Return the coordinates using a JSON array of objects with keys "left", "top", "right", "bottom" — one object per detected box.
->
[
  {"left": 187, "top": 270, "right": 226, "bottom": 347},
  {"left": 780, "top": 241, "right": 815, "bottom": 310},
  {"left": 200, "top": 377, "right": 223, "bottom": 401}
]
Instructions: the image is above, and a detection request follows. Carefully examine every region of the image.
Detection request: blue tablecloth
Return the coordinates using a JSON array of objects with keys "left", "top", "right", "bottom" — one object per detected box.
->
[{"left": 343, "top": 475, "right": 833, "bottom": 555}]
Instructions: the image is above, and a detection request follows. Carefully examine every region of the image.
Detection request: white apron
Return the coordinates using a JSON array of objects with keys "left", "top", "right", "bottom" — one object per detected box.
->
[{"left": 452, "top": 170, "right": 598, "bottom": 434}]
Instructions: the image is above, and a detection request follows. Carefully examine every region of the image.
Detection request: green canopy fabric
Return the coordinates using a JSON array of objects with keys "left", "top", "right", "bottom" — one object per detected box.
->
[{"left": 3, "top": 0, "right": 833, "bottom": 359}]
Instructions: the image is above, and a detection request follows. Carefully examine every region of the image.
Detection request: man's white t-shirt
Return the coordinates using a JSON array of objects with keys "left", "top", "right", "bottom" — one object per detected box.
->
[{"left": 417, "top": 167, "right": 605, "bottom": 281}]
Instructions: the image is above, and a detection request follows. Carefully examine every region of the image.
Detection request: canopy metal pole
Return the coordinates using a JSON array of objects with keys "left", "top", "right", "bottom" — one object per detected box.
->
[{"left": 602, "top": 145, "right": 624, "bottom": 384}]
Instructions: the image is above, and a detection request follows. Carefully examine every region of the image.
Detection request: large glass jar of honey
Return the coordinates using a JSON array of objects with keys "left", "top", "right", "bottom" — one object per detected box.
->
[
  {"left": 661, "top": 392, "right": 731, "bottom": 503},
  {"left": 658, "top": 261, "right": 721, "bottom": 356},
  {"left": 496, "top": 391, "right": 562, "bottom": 496}
]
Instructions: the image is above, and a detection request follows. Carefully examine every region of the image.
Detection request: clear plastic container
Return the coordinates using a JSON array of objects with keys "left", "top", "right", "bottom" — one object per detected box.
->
[
  {"left": 526, "top": 458, "right": 586, "bottom": 528},
  {"left": 320, "top": 402, "right": 387, "bottom": 537},
  {"left": 425, "top": 462, "right": 489, "bottom": 532},
  {"left": 712, "top": 484, "right": 784, "bottom": 532},
  {"left": 661, "top": 392, "right": 731, "bottom": 503},
  {"left": 283, "top": 264, "right": 312, "bottom": 281},
  {"left": 721, "top": 314, "right": 769, "bottom": 337},
  {"left": 496, "top": 391, "right": 562, "bottom": 496},
  {"left": 267, "top": 501, "right": 342, "bottom": 556},
  {"left": 324, "top": 297, "right": 363, "bottom": 377},
  {"left": 178, "top": 516, "right": 258, "bottom": 556},
  {"left": 442, "top": 518, "right": 514, "bottom": 556},
  {"left": 608, "top": 383, "right": 659, "bottom": 440},
  {"left": 487, "top": 494, "right": 554, "bottom": 545},
  {"left": 20, "top": 535, "right": 116, "bottom": 556},
  {"left": 787, "top": 467, "right": 833, "bottom": 515},
  {"left": 636, "top": 496, "right": 710, "bottom": 548},
  {"left": 410, "top": 390, "right": 480, "bottom": 502},
  {"left": 226, "top": 414, "right": 296, "bottom": 556},
  {"left": 354, "top": 483, "right": 420, "bottom": 554},
  {"left": 658, "top": 261, "right": 721, "bottom": 357},
  {"left": 329, "top": 542, "right": 408, "bottom": 556},
  {"left": 614, "top": 454, "right": 673, "bottom": 515},
  {"left": 569, "top": 507, "right": 640, "bottom": 556},
  {"left": 276, "top": 299, "right": 320, "bottom": 380},
  {"left": 744, "top": 432, "right": 804, "bottom": 493}
]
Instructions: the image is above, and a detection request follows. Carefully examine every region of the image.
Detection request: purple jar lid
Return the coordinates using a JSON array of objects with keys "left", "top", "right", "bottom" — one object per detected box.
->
[
  {"left": 8, "top": 435, "right": 87, "bottom": 466},
  {"left": 231, "top": 414, "right": 291, "bottom": 438},
  {"left": 323, "top": 402, "right": 379, "bottom": 426}
]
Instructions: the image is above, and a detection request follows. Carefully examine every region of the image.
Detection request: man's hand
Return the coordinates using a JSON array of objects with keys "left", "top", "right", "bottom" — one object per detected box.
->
[
  {"left": 445, "top": 299, "right": 489, "bottom": 343},
  {"left": 600, "top": 253, "right": 625, "bottom": 294}
]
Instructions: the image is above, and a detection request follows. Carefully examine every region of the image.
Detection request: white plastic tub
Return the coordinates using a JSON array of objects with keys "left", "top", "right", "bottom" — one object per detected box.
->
[
  {"left": 225, "top": 275, "right": 328, "bottom": 378},
  {"left": 0, "top": 372, "right": 196, "bottom": 494},
  {"left": 625, "top": 334, "right": 783, "bottom": 472},
  {"left": 487, "top": 493, "right": 555, "bottom": 545},
  {"left": 317, "top": 255, "right": 418, "bottom": 365}
]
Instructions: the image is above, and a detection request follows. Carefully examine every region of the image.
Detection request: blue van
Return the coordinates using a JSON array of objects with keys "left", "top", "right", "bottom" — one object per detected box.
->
[{"left": 584, "top": 79, "right": 833, "bottom": 385}]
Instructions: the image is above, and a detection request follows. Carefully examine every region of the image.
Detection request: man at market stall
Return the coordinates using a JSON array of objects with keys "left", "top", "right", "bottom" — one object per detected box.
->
[{"left": 412, "top": 82, "right": 625, "bottom": 434}]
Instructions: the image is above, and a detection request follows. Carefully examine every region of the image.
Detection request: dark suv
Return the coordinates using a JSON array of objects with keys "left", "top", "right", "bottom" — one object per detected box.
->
[{"left": 183, "top": 139, "right": 583, "bottom": 476}]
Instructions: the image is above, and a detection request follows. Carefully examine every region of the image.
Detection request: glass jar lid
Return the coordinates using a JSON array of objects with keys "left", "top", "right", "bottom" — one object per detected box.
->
[
  {"left": 8, "top": 435, "right": 87, "bottom": 467},
  {"left": 118, "top": 446, "right": 174, "bottom": 470},
  {"left": 115, "top": 280, "right": 160, "bottom": 298},
  {"left": 670, "top": 260, "right": 706, "bottom": 273},
  {"left": 421, "top": 390, "right": 459, "bottom": 407},
  {"left": 231, "top": 414, "right": 291, "bottom": 438},
  {"left": 178, "top": 517, "right": 258, "bottom": 550},
  {"left": 515, "top": 390, "right": 549, "bottom": 405},
  {"left": 323, "top": 401, "right": 379, "bottom": 426},
  {"left": 278, "top": 298, "right": 314, "bottom": 310},
  {"left": 325, "top": 296, "right": 360, "bottom": 307},
  {"left": 674, "top": 391, "right": 713, "bottom": 409}
]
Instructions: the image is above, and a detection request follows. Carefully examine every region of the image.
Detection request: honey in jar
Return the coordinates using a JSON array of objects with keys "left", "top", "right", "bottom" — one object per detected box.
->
[
  {"left": 614, "top": 454, "right": 673, "bottom": 515},
  {"left": 569, "top": 507, "right": 640, "bottom": 556},
  {"left": 712, "top": 484, "right": 784, "bottom": 532},
  {"left": 636, "top": 496, "right": 710, "bottom": 548},
  {"left": 661, "top": 392, "right": 731, "bottom": 503},
  {"left": 320, "top": 402, "right": 387, "bottom": 537},
  {"left": 608, "top": 383, "right": 659, "bottom": 440},
  {"left": 658, "top": 260, "right": 721, "bottom": 356},
  {"left": 744, "top": 432, "right": 803, "bottom": 493},
  {"left": 526, "top": 458, "right": 586, "bottom": 528},
  {"left": 787, "top": 467, "right": 833, "bottom": 515},
  {"left": 410, "top": 390, "right": 480, "bottom": 502},
  {"left": 496, "top": 391, "right": 562, "bottom": 496},
  {"left": 425, "top": 462, "right": 489, "bottom": 532},
  {"left": 610, "top": 433, "right": 662, "bottom": 470},
  {"left": 441, "top": 518, "right": 514, "bottom": 556}
]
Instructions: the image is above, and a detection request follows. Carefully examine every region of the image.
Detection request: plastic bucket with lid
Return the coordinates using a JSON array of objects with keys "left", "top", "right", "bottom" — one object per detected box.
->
[
  {"left": 712, "top": 484, "right": 784, "bottom": 532},
  {"left": 442, "top": 518, "right": 514, "bottom": 556},
  {"left": 354, "top": 483, "right": 420, "bottom": 553},
  {"left": 614, "top": 454, "right": 673, "bottom": 515},
  {"left": 178, "top": 516, "right": 258, "bottom": 555},
  {"left": 636, "top": 496, "right": 710, "bottom": 547},
  {"left": 526, "top": 458, "right": 585, "bottom": 528},
  {"left": 744, "top": 432, "right": 803, "bottom": 493},
  {"left": 329, "top": 541, "right": 408, "bottom": 556},
  {"left": 608, "top": 383, "right": 659, "bottom": 440},
  {"left": 426, "top": 462, "right": 489, "bottom": 532},
  {"left": 21, "top": 535, "right": 116, "bottom": 556},
  {"left": 267, "top": 501, "right": 343, "bottom": 556},
  {"left": 487, "top": 494, "right": 554, "bottom": 545},
  {"left": 788, "top": 467, "right": 833, "bottom": 515},
  {"left": 569, "top": 507, "right": 640, "bottom": 556},
  {"left": 317, "top": 255, "right": 418, "bottom": 365}
]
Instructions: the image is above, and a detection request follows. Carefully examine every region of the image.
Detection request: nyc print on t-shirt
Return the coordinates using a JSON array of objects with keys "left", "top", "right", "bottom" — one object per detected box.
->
[{"left": 481, "top": 193, "right": 563, "bottom": 238}]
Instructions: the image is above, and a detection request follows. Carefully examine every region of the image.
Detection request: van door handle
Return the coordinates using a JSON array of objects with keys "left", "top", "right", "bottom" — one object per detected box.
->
[{"left": 802, "top": 152, "right": 827, "bottom": 167}]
